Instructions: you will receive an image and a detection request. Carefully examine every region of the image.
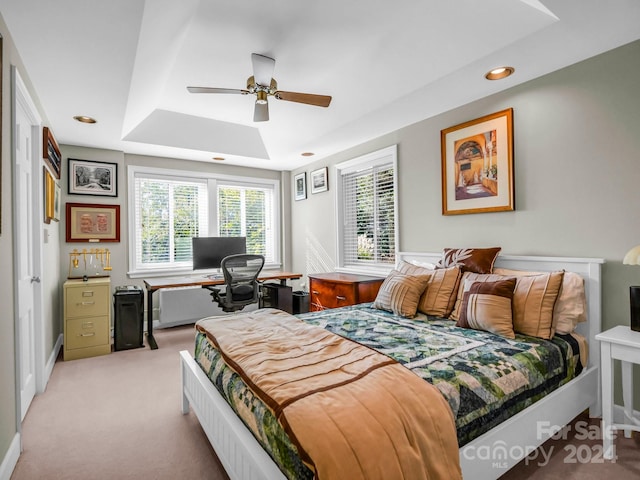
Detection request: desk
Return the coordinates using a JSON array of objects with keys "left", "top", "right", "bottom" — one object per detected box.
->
[
  {"left": 595, "top": 325, "right": 640, "bottom": 460},
  {"left": 143, "top": 271, "right": 301, "bottom": 349}
]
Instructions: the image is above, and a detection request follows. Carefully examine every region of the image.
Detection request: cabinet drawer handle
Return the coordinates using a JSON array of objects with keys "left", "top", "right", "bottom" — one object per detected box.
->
[
  {"left": 336, "top": 296, "right": 346, "bottom": 301},
  {"left": 78, "top": 332, "right": 95, "bottom": 337},
  {"left": 77, "top": 301, "right": 96, "bottom": 306},
  {"left": 312, "top": 291, "right": 320, "bottom": 295}
]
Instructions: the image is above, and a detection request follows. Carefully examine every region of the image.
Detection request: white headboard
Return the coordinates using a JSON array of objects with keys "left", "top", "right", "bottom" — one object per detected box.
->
[{"left": 397, "top": 252, "right": 606, "bottom": 371}]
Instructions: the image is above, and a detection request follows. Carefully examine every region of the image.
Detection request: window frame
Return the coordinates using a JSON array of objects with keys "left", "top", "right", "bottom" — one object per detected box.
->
[
  {"left": 335, "top": 145, "right": 399, "bottom": 276},
  {"left": 127, "top": 165, "right": 281, "bottom": 278}
]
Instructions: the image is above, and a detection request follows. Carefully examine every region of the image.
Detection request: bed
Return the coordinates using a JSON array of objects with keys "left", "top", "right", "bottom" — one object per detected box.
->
[{"left": 180, "top": 252, "right": 604, "bottom": 479}]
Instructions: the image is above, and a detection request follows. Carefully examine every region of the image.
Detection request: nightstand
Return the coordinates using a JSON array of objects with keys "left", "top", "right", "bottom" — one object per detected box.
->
[
  {"left": 308, "top": 273, "right": 385, "bottom": 311},
  {"left": 595, "top": 325, "right": 640, "bottom": 459}
]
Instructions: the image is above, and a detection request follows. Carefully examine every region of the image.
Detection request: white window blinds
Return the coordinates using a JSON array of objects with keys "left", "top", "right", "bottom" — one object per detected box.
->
[
  {"left": 217, "top": 183, "right": 275, "bottom": 264},
  {"left": 133, "top": 173, "right": 208, "bottom": 271},
  {"left": 338, "top": 145, "right": 397, "bottom": 269}
]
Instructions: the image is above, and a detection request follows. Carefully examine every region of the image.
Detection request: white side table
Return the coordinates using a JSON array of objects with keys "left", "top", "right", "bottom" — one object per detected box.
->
[{"left": 595, "top": 325, "right": 640, "bottom": 459}]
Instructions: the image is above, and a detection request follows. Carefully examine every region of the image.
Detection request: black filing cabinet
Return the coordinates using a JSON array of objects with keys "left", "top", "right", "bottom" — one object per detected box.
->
[{"left": 114, "top": 286, "right": 144, "bottom": 351}]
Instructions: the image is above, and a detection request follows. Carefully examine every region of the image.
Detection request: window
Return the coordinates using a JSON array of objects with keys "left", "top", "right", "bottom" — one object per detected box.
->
[
  {"left": 217, "top": 182, "right": 275, "bottom": 264},
  {"left": 336, "top": 145, "right": 398, "bottom": 272},
  {"left": 128, "top": 166, "right": 280, "bottom": 276}
]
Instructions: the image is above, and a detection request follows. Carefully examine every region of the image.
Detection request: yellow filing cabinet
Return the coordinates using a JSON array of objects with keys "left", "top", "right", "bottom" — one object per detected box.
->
[{"left": 63, "top": 278, "right": 111, "bottom": 360}]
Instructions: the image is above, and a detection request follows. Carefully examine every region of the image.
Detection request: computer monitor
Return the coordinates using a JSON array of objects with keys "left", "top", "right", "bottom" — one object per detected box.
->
[{"left": 192, "top": 236, "right": 246, "bottom": 271}]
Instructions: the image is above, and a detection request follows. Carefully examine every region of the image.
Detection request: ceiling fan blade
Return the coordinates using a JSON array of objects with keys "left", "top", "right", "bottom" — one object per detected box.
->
[
  {"left": 251, "top": 53, "right": 275, "bottom": 86},
  {"left": 187, "top": 86, "right": 248, "bottom": 95},
  {"left": 253, "top": 102, "right": 269, "bottom": 122},
  {"left": 275, "top": 91, "right": 332, "bottom": 107}
]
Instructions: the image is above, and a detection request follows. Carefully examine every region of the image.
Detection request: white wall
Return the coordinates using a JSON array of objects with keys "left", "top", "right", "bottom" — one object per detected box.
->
[{"left": 291, "top": 40, "right": 640, "bottom": 406}]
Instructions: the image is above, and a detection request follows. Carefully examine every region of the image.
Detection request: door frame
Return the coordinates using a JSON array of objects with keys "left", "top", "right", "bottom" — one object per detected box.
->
[{"left": 11, "top": 66, "right": 45, "bottom": 432}]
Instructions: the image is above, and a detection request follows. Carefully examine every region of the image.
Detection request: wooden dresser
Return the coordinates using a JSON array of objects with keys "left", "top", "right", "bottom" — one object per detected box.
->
[
  {"left": 63, "top": 277, "right": 111, "bottom": 361},
  {"left": 308, "top": 272, "right": 385, "bottom": 311}
]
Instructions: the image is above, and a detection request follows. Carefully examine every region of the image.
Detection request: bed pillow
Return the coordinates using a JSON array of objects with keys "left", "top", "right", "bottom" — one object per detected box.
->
[
  {"left": 456, "top": 278, "right": 517, "bottom": 338},
  {"left": 449, "top": 271, "right": 564, "bottom": 339},
  {"left": 494, "top": 268, "right": 586, "bottom": 334},
  {"left": 436, "top": 247, "right": 501, "bottom": 274},
  {"left": 397, "top": 261, "right": 462, "bottom": 318},
  {"left": 373, "top": 270, "right": 431, "bottom": 318}
]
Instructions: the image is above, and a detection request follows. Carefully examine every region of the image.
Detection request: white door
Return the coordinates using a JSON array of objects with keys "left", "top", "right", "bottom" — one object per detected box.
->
[{"left": 13, "top": 68, "right": 42, "bottom": 421}]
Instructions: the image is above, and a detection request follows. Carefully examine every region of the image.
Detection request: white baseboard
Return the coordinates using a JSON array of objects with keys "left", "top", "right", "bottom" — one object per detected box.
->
[
  {"left": 0, "top": 433, "right": 20, "bottom": 480},
  {"left": 39, "top": 334, "right": 63, "bottom": 394}
]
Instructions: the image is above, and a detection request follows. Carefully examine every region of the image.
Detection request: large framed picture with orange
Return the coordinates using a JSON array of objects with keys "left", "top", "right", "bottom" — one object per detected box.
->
[
  {"left": 65, "top": 203, "right": 120, "bottom": 242},
  {"left": 441, "top": 108, "right": 514, "bottom": 215}
]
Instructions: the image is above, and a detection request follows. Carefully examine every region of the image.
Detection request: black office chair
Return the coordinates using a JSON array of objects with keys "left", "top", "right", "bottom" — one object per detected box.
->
[{"left": 207, "top": 254, "right": 265, "bottom": 313}]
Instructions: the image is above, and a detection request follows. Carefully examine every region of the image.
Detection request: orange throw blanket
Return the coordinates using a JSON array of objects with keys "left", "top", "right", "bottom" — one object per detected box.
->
[{"left": 196, "top": 309, "right": 461, "bottom": 480}]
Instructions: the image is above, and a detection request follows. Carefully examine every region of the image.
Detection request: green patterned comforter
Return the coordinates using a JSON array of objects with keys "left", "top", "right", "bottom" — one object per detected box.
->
[{"left": 194, "top": 304, "right": 584, "bottom": 480}]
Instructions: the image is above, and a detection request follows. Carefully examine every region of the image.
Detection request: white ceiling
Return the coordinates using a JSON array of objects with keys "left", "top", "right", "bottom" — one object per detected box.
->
[{"left": 1, "top": 0, "right": 639, "bottom": 171}]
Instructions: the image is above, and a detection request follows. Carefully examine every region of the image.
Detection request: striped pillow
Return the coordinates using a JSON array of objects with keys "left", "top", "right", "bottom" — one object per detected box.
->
[
  {"left": 373, "top": 270, "right": 431, "bottom": 318},
  {"left": 457, "top": 278, "right": 517, "bottom": 338},
  {"left": 397, "top": 261, "right": 462, "bottom": 317}
]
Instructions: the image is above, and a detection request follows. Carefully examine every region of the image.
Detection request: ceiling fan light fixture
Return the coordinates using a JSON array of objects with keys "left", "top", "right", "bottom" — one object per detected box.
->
[
  {"left": 485, "top": 66, "right": 515, "bottom": 80},
  {"left": 256, "top": 90, "right": 268, "bottom": 105}
]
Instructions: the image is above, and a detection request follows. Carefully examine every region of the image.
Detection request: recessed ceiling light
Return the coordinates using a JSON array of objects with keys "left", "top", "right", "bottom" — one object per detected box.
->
[
  {"left": 73, "top": 115, "right": 97, "bottom": 124},
  {"left": 212, "top": 157, "right": 225, "bottom": 161},
  {"left": 485, "top": 66, "right": 515, "bottom": 80},
  {"left": 301, "top": 152, "right": 315, "bottom": 157}
]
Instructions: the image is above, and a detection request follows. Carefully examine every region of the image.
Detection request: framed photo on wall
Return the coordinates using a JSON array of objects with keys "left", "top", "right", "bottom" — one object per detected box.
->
[
  {"left": 44, "top": 167, "right": 55, "bottom": 224},
  {"left": 68, "top": 158, "right": 118, "bottom": 197},
  {"left": 441, "top": 108, "right": 514, "bottom": 215},
  {"left": 43, "top": 127, "right": 62, "bottom": 180},
  {"left": 65, "top": 203, "right": 120, "bottom": 242},
  {"left": 294, "top": 172, "right": 307, "bottom": 201},
  {"left": 311, "top": 167, "right": 328, "bottom": 194}
]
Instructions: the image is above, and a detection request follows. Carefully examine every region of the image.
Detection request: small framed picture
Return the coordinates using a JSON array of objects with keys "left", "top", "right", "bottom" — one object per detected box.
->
[
  {"left": 294, "top": 172, "right": 307, "bottom": 201},
  {"left": 311, "top": 167, "right": 328, "bottom": 194},
  {"left": 68, "top": 158, "right": 118, "bottom": 197}
]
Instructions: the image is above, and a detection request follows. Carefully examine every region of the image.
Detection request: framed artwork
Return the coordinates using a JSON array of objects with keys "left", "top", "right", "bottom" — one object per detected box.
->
[
  {"left": 311, "top": 167, "right": 328, "bottom": 194},
  {"left": 44, "top": 167, "right": 55, "bottom": 224},
  {"left": 53, "top": 183, "right": 61, "bottom": 222},
  {"left": 43, "top": 127, "right": 61, "bottom": 179},
  {"left": 441, "top": 108, "right": 514, "bottom": 215},
  {"left": 68, "top": 158, "right": 118, "bottom": 197},
  {"left": 66, "top": 203, "right": 120, "bottom": 242},
  {"left": 294, "top": 172, "right": 307, "bottom": 201}
]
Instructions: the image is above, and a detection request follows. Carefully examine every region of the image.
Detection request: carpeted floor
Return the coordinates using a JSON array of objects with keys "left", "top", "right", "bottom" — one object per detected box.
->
[
  {"left": 11, "top": 324, "right": 640, "bottom": 479},
  {"left": 12, "top": 325, "right": 229, "bottom": 480}
]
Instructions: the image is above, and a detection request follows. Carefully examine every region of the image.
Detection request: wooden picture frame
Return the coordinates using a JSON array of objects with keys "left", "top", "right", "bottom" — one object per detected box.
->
[
  {"left": 441, "top": 108, "right": 514, "bottom": 215},
  {"left": 65, "top": 203, "right": 120, "bottom": 242},
  {"left": 310, "top": 167, "right": 328, "bottom": 194},
  {"left": 43, "top": 127, "right": 61, "bottom": 180},
  {"left": 68, "top": 158, "right": 118, "bottom": 197},
  {"left": 294, "top": 172, "right": 307, "bottom": 201},
  {"left": 44, "top": 167, "right": 55, "bottom": 224}
]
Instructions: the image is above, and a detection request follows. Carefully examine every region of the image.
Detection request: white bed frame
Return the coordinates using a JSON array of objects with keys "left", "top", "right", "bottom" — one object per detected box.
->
[{"left": 180, "top": 253, "right": 605, "bottom": 480}]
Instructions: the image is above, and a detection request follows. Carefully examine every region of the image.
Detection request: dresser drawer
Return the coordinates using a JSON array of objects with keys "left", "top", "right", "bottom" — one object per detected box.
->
[
  {"left": 65, "top": 285, "right": 110, "bottom": 318},
  {"left": 65, "top": 316, "right": 110, "bottom": 350}
]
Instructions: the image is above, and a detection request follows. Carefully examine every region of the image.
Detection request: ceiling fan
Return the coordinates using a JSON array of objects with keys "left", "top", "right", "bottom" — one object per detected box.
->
[{"left": 187, "top": 53, "right": 332, "bottom": 122}]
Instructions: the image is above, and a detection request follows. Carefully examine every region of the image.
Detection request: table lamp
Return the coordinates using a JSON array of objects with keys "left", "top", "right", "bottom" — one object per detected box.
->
[{"left": 623, "top": 245, "right": 640, "bottom": 331}]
